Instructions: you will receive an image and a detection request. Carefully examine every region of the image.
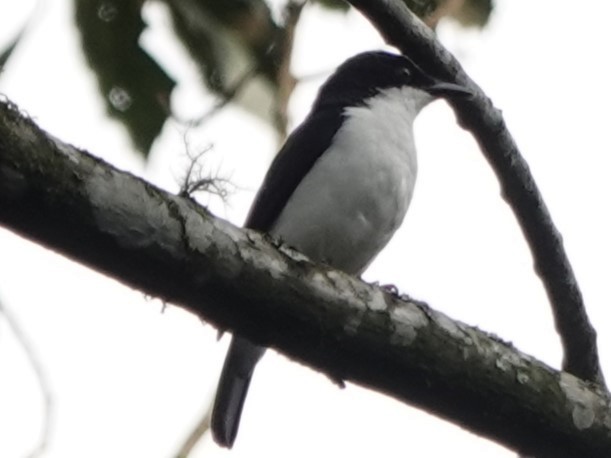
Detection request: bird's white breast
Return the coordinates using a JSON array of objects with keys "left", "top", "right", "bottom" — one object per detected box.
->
[{"left": 271, "top": 86, "right": 432, "bottom": 275}]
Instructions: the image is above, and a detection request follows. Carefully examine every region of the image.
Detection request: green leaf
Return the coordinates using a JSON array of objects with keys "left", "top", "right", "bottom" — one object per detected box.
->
[{"left": 74, "top": 0, "right": 175, "bottom": 157}]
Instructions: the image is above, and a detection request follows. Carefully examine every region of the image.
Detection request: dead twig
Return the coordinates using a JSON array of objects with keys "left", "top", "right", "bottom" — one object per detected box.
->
[{"left": 178, "top": 143, "right": 235, "bottom": 202}]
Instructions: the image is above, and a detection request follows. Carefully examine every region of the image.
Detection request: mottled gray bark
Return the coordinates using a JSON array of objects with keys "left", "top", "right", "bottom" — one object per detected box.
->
[{"left": 2, "top": 100, "right": 611, "bottom": 457}]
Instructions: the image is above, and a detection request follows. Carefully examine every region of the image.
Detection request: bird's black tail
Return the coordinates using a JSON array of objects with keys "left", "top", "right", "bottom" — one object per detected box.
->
[{"left": 211, "top": 336, "right": 265, "bottom": 448}]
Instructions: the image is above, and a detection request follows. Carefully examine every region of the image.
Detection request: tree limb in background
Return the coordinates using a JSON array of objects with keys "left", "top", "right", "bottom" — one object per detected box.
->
[
  {"left": 180, "top": 66, "right": 259, "bottom": 128},
  {"left": 0, "top": 297, "right": 53, "bottom": 458},
  {"left": 0, "top": 0, "right": 43, "bottom": 70},
  {"left": 175, "top": 404, "right": 211, "bottom": 458},
  {"left": 347, "top": 0, "right": 605, "bottom": 386},
  {"left": 273, "top": 0, "right": 307, "bottom": 137},
  {"left": 2, "top": 99, "right": 611, "bottom": 457}
]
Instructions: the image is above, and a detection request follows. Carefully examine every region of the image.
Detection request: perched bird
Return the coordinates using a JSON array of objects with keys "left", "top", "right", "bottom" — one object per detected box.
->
[{"left": 211, "top": 50, "right": 468, "bottom": 448}]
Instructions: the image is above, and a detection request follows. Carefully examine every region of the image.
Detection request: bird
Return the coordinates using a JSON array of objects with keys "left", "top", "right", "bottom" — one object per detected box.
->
[{"left": 211, "top": 50, "right": 469, "bottom": 448}]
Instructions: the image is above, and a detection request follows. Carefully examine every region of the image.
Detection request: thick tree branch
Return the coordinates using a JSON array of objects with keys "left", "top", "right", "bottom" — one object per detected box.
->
[
  {"left": 346, "top": 0, "right": 605, "bottom": 386},
  {"left": 2, "top": 100, "right": 611, "bottom": 457}
]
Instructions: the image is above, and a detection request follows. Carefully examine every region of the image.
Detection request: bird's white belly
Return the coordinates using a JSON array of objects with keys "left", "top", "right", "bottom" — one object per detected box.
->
[{"left": 271, "top": 89, "right": 421, "bottom": 275}]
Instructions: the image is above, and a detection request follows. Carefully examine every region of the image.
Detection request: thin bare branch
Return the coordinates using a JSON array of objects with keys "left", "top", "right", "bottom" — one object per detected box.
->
[
  {"left": 178, "top": 142, "right": 235, "bottom": 201},
  {"left": 272, "top": 0, "right": 306, "bottom": 138},
  {"left": 176, "top": 66, "right": 259, "bottom": 128},
  {"left": 175, "top": 404, "right": 212, "bottom": 458},
  {"left": 347, "top": 0, "right": 605, "bottom": 386},
  {"left": 0, "top": 298, "right": 53, "bottom": 458}
]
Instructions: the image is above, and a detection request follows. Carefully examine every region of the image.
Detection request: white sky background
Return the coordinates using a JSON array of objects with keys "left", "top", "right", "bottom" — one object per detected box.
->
[{"left": 1, "top": 0, "right": 611, "bottom": 457}]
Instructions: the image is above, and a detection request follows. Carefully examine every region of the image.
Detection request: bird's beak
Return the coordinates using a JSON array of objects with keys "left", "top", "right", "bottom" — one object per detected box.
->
[{"left": 426, "top": 80, "right": 472, "bottom": 98}]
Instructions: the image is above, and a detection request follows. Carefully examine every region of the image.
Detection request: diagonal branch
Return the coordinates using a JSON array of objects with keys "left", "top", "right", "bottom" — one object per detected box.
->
[
  {"left": 2, "top": 99, "right": 611, "bottom": 457},
  {"left": 347, "top": 0, "right": 605, "bottom": 386}
]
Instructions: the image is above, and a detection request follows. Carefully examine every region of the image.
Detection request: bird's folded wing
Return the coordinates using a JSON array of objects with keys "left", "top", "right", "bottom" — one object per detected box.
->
[{"left": 245, "top": 108, "right": 344, "bottom": 231}]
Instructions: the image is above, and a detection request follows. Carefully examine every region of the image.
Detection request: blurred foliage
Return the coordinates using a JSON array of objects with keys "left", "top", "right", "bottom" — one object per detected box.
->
[
  {"left": 0, "top": 0, "right": 494, "bottom": 158},
  {"left": 405, "top": 0, "right": 440, "bottom": 18},
  {"left": 168, "top": 0, "right": 280, "bottom": 91},
  {"left": 312, "top": 0, "right": 350, "bottom": 12},
  {"left": 74, "top": 0, "right": 175, "bottom": 156},
  {"left": 164, "top": 0, "right": 281, "bottom": 107},
  {"left": 451, "top": 0, "right": 493, "bottom": 27}
]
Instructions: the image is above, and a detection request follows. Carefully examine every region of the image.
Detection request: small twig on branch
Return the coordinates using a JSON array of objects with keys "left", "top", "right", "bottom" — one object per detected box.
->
[
  {"left": 347, "top": 0, "right": 605, "bottom": 385},
  {"left": 0, "top": 298, "right": 53, "bottom": 458},
  {"left": 178, "top": 142, "right": 234, "bottom": 201}
]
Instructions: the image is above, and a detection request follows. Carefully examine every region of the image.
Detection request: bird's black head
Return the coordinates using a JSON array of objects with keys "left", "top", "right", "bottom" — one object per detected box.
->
[{"left": 312, "top": 51, "right": 468, "bottom": 111}]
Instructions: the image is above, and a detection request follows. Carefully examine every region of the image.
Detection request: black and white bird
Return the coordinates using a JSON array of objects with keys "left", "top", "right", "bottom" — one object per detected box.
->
[{"left": 211, "top": 50, "right": 468, "bottom": 448}]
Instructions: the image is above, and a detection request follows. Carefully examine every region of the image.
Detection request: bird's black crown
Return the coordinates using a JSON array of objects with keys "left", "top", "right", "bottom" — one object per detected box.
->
[{"left": 312, "top": 51, "right": 435, "bottom": 110}]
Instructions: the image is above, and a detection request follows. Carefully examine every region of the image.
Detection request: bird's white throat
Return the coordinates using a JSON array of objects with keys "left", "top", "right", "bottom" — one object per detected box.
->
[{"left": 271, "top": 86, "right": 432, "bottom": 274}]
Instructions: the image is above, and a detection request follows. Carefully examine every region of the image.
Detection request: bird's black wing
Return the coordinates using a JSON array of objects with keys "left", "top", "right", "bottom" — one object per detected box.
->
[
  {"left": 211, "top": 108, "right": 345, "bottom": 448},
  {"left": 245, "top": 107, "right": 344, "bottom": 231}
]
